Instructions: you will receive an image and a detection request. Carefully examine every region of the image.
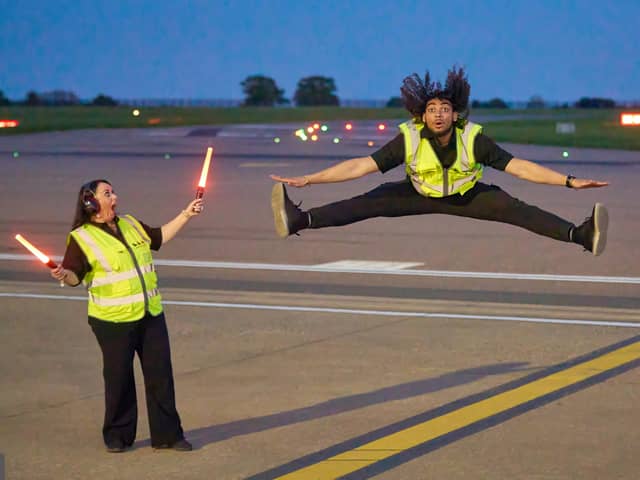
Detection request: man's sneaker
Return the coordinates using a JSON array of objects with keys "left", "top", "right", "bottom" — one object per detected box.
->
[
  {"left": 574, "top": 203, "right": 608, "bottom": 256},
  {"left": 153, "top": 438, "right": 193, "bottom": 452},
  {"left": 271, "top": 183, "right": 309, "bottom": 238}
]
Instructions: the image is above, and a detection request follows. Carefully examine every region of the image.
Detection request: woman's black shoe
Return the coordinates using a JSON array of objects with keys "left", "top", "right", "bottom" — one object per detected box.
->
[
  {"left": 105, "top": 439, "right": 127, "bottom": 453},
  {"left": 153, "top": 438, "right": 193, "bottom": 452}
]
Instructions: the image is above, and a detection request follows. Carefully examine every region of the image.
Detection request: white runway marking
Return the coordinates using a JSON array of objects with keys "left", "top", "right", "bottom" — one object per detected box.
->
[
  {"left": 0, "top": 293, "right": 638, "bottom": 329},
  {"left": 1, "top": 254, "right": 639, "bottom": 284},
  {"left": 313, "top": 260, "right": 424, "bottom": 270}
]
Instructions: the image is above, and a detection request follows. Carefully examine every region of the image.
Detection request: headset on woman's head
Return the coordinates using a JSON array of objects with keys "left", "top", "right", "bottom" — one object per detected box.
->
[{"left": 81, "top": 181, "right": 101, "bottom": 214}]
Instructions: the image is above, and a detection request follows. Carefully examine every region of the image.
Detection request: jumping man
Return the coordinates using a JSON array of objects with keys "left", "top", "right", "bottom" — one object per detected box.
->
[{"left": 270, "top": 66, "right": 609, "bottom": 255}]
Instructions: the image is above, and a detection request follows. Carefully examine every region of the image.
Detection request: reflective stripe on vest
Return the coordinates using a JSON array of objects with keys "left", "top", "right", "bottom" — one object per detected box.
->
[
  {"left": 120, "top": 215, "right": 151, "bottom": 245},
  {"left": 69, "top": 215, "right": 162, "bottom": 322},
  {"left": 399, "top": 120, "right": 483, "bottom": 197},
  {"left": 72, "top": 228, "right": 112, "bottom": 275},
  {"left": 90, "top": 263, "right": 155, "bottom": 287},
  {"left": 89, "top": 288, "right": 160, "bottom": 307}
]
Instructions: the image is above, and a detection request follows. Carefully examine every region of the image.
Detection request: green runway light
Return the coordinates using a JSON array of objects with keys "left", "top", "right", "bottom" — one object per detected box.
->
[
  {"left": 164, "top": 153, "right": 171, "bottom": 159},
  {"left": 562, "top": 151, "right": 569, "bottom": 158},
  {"left": 321, "top": 125, "right": 328, "bottom": 132},
  {"left": 12, "top": 151, "right": 19, "bottom": 158},
  {"left": 274, "top": 137, "right": 281, "bottom": 143},
  {"left": 333, "top": 137, "right": 340, "bottom": 144}
]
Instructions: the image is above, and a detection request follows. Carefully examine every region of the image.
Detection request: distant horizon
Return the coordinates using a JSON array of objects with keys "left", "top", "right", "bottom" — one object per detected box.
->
[
  {"left": 0, "top": 88, "right": 640, "bottom": 106},
  {"left": 3, "top": 93, "right": 639, "bottom": 107}
]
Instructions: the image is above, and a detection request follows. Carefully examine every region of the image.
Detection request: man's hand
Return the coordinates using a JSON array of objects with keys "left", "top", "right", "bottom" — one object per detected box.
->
[
  {"left": 569, "top": 178, "right": 609, "bottom": 189},
  {"left": 270, "top": 175, "right": 310, "bottom": 188}
]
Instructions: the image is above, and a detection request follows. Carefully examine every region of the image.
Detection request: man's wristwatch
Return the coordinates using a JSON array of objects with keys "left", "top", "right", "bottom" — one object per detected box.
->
[{"left": 565, "top": 175, "right": 576, "bottom": 188}]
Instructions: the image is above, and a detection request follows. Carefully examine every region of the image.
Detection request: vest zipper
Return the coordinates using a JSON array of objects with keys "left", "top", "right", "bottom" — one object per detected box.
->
[
  {"left": 442, "top": 167, "right": 449, "bottom": 196},
  {"left": 122, "top": 242, "right": 149, "bottom": 313},
  {"left": 111, "top": 227, "right": 149, "bottom": 313}
]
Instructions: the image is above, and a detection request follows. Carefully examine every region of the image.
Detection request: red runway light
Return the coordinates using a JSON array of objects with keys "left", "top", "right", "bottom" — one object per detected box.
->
[
  {"left": 345, "top": 123, "right": 353, "bottom": 131},
  {"left": 621, "top": 113, "right": 640, "bottom": 126},
  {"left": 0, "top": 119, "right": 19, "bottom": 128},
  {"left": 377, "top": 123, "right": 386, "bottom": 131}
]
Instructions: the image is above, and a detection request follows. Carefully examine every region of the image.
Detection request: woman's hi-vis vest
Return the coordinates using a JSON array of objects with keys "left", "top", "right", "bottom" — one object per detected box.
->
[
  {"left": 399, "top": 120, "right": 484, "bottom": 197},
  {"left": 70, "top": 215, "right": 162, "bottom": 322}
]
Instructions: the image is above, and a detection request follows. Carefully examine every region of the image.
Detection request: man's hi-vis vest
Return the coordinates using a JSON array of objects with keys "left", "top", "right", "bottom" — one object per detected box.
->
[
  {"left": 70, "top": 215, "right": 162, "bottom": 322},
  {"left": 399, "top": 120, "right": 484, "bottom": 197}
]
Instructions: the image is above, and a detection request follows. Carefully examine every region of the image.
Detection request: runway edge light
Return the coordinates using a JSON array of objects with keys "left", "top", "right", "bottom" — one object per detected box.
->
[
  {"left": 620, "top": 113, "right": 640, "bottom": 126},
  {"left": 0, "top": 119, "right": 19, "bottom": 128}
]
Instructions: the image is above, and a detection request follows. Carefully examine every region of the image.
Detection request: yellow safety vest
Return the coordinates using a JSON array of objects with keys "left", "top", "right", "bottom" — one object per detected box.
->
[
  {"left": 399, "top": 120, "right": 484, "bottom": 197},
  {"left": 69, "top": 215, "right": 163, "bottom": 322}
]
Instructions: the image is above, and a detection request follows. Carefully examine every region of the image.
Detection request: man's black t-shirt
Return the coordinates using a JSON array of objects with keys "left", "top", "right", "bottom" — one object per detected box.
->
[{"left": 371, "top": 126, "right": 514, "bottom": 174}]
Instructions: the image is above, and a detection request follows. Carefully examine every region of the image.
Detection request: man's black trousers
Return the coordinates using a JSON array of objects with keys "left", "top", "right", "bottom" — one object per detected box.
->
[
  {"left": 308, "top": 180, "right": 573, "bottom": 241},
  {"left": 90, "top": 312, "right": 184, "bottom": 448}
]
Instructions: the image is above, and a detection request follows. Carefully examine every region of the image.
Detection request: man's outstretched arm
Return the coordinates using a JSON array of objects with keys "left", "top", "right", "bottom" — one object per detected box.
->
[
  {"left": 270, "top": 156, "right": 380, "bottom": 187},
  {"left": 504, "top": 158, "right": 609, "bottom": 189}
]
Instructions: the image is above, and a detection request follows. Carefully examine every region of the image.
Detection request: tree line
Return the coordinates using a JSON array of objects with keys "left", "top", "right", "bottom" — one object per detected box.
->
[
  {"left": 0, "top": 90, "right": 118, "bottom": 106},
  {"left": 0, "top": 76, "right": 621, "bottom": 109}
]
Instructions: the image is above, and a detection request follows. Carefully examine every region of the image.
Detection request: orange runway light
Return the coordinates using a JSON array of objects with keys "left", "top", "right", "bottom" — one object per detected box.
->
[
  {"left": 15, "top": 234, "right": 57, "bottom": 268},
  {"left": 0, "top": 119, "right": 19, "bottom": 128},
  {"left": 196, "top": 147, "right": 213, "bottom": 199},
  {"left": 620, "top": 113, "right": 640, "bottom": 126}
]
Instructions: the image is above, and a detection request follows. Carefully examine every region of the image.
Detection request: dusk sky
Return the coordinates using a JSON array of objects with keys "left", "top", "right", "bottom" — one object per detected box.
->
[{"left": 2, "top": 0, "right": 639, "bottom": 103}]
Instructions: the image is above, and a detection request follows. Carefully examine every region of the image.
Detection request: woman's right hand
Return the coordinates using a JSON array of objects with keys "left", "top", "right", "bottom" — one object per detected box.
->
[{"left": 50, "top": 265, "right": 67, "bottom": 282}]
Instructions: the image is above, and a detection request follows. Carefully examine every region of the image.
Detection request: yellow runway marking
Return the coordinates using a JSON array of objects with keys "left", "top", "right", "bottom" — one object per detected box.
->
[{"left": 275, "top": 340, "right": 640, "bottom": 479}]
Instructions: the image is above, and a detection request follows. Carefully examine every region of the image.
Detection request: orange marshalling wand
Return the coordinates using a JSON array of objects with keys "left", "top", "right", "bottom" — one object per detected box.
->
[
  {"left": 196, "top": 147, "right": 213, "bottom": 199},
  {"left": 15, "top": 234, "right": 58, "bottom": 268}
]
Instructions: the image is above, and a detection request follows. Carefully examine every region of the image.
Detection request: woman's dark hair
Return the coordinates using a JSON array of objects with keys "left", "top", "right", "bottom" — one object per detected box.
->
[
  {"left": 400, "top": 66, "right": 471, "bottom": 127},
  {"left": 71, "top": 179, "right": 111, "bottom": 230}
]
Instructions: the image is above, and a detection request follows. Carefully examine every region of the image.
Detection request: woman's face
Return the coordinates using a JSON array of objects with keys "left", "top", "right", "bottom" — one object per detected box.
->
[
  {"left": 422, "top": 98, "right": 458, "bottom": 135},
  {"left": 93, "top": 182, "right": 118, "bottom": 222}
]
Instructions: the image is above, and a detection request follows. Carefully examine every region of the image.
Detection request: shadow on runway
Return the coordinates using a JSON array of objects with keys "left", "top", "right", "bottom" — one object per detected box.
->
[{"left": 134, "top": 361, "right": 530, "bottom": 449}]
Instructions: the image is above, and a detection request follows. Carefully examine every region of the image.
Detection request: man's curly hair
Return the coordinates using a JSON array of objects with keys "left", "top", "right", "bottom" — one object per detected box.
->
[{"left": 400, "top": 66, "right": 470, "bottom": 127}]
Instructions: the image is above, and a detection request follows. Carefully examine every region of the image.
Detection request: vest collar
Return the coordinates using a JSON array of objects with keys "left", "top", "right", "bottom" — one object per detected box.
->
[{"left": 419, "top": 123, "right": 456, "bottom": 148}]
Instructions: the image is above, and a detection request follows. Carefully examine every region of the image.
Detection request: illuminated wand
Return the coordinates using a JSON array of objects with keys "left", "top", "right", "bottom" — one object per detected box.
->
[
  {"left": 15, "top": 234, "right": 64, "bottom": 286},
  {"left": 196, "top": 147, "right": 213, "bottom": 200}
]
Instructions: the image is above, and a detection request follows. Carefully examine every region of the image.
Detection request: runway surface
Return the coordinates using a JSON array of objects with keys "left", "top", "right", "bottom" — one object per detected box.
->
[{"left": 1, "top": 121, "right": 639, "bottom": 479}]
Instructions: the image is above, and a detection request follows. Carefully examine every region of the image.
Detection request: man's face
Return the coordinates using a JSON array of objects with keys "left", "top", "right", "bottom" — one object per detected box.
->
[{"left": 422, "top": 99, "right": 458, "bottom": 135}]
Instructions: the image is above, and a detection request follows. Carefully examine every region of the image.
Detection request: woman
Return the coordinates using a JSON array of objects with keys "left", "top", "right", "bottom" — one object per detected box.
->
[{"left": 51, "top": 179, "right": 202, "bottom": 453}]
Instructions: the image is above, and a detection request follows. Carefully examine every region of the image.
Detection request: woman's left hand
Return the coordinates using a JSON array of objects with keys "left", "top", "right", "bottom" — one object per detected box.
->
[{"left": 183, "top": 199, "right": 204, "bottom": 217}]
